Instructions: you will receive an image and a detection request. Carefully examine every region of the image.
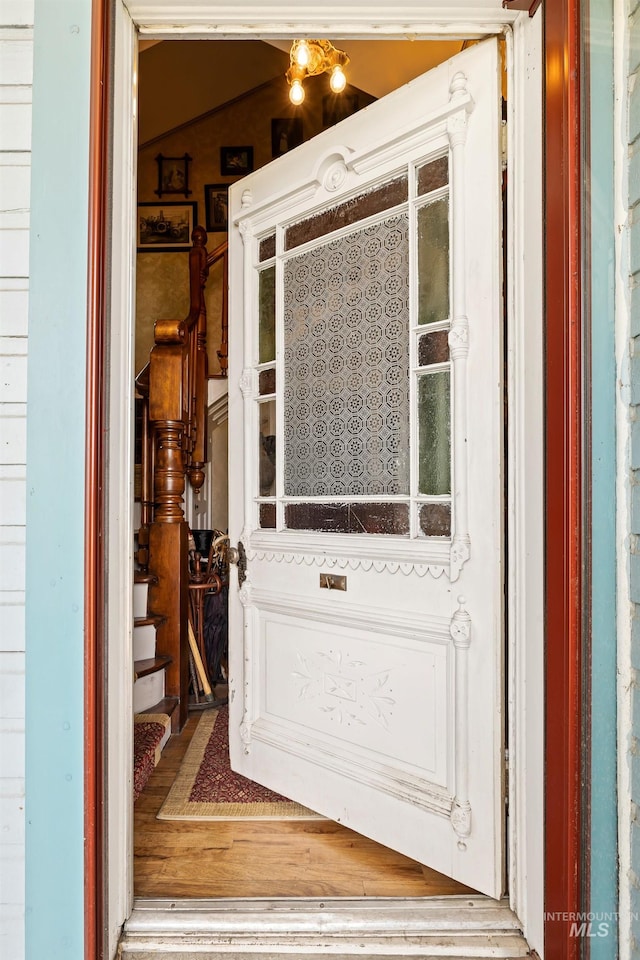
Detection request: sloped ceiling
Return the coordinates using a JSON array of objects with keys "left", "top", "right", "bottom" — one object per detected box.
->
[
  {"left": 265, "top": 39, "right": 464, "bottom": 100},
  {"left": 138, "top": 38, "right": 463, "bottom": 145},
  {"left": 138, "top": 41, "right": 289, "bottom": 144}
]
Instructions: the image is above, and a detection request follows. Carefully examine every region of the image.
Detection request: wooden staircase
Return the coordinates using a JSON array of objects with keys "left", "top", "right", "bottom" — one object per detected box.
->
[
  {"left": 133, "top": 571, "right": 178, "bottom": 728},
  {"left": 134, "top": 229, "right": 228, "bottom": 733}
]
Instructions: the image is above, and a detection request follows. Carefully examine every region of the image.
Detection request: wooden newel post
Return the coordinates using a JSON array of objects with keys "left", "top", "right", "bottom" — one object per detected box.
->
[
  {"left": 143, "top": 225, "right": 219, "bottom": 731},
  {"left": 154, "top": 420, "right": 186, "bottom": 522},
  {"left": 148, "top": 324, "right": 190, "bottom": 731}
]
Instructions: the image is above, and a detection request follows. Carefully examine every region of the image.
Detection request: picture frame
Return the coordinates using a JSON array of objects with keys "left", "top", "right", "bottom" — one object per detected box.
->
[
  {"left": 322, "top": 94, "right": 359, "bottom": 129},
  {"left": 154, "top": 153, "right": 192, "bottom": 197},
  {"left": 204, "top": 184, "right": 229, "bottom": 233},
  {"left": 271, "top": 118, "right": 303, "bottom": 158},
  {"left": 137, "top": 201, "right": 197, "bottom": 252},
  {"left": 220, "top": 146, "right": 254, "bottom": 176}
]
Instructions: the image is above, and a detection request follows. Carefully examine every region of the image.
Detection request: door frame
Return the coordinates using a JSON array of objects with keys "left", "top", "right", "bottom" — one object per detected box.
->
[{"left": 84, "top": 3, "right": 569, "bottom": 958}]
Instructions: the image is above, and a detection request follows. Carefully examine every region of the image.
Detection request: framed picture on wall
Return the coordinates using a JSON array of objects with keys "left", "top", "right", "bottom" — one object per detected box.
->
[
  {"left": 137, "top": 201, "right": 197, "bottom": 252},
  {"left": 271, "top": 118, "right": 303, "bottom": 157},
  {"left": 154, "top": 153, "right": 192, "bottom": 197},
  {"left": 220, "top": 146, "right": 254, "bottom": 176},
  {"left": 204, "top": 184, "right": 229, "bottom": 233}
]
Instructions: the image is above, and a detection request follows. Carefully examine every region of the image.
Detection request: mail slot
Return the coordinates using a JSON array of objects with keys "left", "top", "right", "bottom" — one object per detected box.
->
[{"left": 319, "top": 573, "right": 347, "bottom": 591}]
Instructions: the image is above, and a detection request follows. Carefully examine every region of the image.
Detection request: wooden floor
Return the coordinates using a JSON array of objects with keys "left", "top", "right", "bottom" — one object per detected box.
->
[{"left": 134, "top": 713, "right": 476, "bottom": 899}]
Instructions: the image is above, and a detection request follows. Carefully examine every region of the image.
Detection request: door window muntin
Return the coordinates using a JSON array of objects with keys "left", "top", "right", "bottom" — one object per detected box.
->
[{"left": 252, "top": 148, "right": 454, "bottom": 541}]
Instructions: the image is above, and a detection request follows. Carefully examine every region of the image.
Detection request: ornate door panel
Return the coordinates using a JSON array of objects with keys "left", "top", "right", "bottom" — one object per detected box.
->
[{"left": 227, "top": 39, "right": 504, "bottom": 897}]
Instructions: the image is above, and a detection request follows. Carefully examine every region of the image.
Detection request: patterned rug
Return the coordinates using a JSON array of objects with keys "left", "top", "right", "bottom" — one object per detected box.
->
[
  {"left": 133, "top": 714, "right": 170, "bottom": 802},
  {"left": 157, "top": 705, "right": 322, "bottom": 821}
]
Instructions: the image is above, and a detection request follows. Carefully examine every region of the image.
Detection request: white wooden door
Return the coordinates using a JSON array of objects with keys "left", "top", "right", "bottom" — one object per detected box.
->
[{"left": 227, "top": 39, "right": 503, "bottom": 898}]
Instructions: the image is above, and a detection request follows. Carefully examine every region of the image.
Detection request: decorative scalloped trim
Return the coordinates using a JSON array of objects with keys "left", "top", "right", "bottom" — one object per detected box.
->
[{"left": 246, "top": 548, "right": 447, "bottom": 578}]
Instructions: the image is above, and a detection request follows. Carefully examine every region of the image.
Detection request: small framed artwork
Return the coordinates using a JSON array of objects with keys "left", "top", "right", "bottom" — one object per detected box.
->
[
  {"left": 204, "top": 184, "right": 229, "bottom": 233},
  {"left": 154, "top": 153, "right": 192, "bottom": 197},
  {"left": 322, "top": 94, "right": 359, "bottom": 129},
  {"left": 271, "top": 118, "right": 303, "bottom": 158},
  {"left": 137, "top": 201, "right": 197, "bottom": 252},
  {"left": 220, "top": 146, "right": 254, "bottom": 176}
]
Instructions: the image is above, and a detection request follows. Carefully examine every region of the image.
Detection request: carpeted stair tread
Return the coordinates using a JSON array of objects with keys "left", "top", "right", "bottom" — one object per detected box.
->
[{"left": 133, "top": 714, "right": 171, "bottom": 802}]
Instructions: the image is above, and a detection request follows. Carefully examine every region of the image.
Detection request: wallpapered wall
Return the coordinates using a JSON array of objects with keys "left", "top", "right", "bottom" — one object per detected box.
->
[{"left": 136, "top": 72, "right": 375, "bottom": 377}]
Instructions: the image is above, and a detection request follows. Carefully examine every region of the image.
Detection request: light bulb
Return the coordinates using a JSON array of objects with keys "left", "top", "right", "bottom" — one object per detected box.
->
[
  {"left": 289, "top": 79, "right": 305, "bottom": 105},
  {"left": 330, "top": 65, "right": 346, "bottom": 93},
  {"left": 295, "top": 41, "right": 309, "bottom": 68}
]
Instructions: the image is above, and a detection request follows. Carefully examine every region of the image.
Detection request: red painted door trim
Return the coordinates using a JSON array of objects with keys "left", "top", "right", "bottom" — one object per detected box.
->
[
  {"left": 82, "top": 5, "right": 584, "bottom": 958},
  {"left": 544, "top": 1, "right": 583, "bottom": 957},
  {"left": 86, "top": 0, "right": 110, "bottom": 957}
]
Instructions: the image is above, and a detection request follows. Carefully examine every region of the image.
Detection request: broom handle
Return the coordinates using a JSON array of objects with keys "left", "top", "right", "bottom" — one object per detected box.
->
[
  {"left": 188, "top": 619, "right": 212, "bottom": 697},
  {"left": 188, "top": 648, "right": 200, "bottom": 702}
]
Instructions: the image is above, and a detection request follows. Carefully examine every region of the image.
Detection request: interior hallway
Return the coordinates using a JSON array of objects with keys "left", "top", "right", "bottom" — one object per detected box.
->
[{"left": 134, "top": 713, "right": 477, "bottom": 899}]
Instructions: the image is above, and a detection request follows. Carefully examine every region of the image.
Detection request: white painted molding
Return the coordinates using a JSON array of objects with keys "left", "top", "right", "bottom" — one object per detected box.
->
[
  {"left": 450, "top": 535, "right": 471, "bottom": 580},
  {"left": 107, "top": 4, "right": 542, "bottom": 949},
  {"left": 106, "top": 3, "right": 138, "bottom": 956},
  {"left": 447, "top": 73, "right": 473, "bottom": 582},
  {"left": 239, "top": 367, "right": 254, "bottom": 396},
  {"left": 505, "top": 15, "right": 544, "bottom": 952},
  {"left": 233, "top": 91, "right": 473, "bottom": 233},
  {"left": 241, "top": 589, "right": 455, "bottom": 810},
  {"left": 322, "top": 159, "right": 348, "bottom": 192},
  {"left": 449, "top": 596, "right": 472, "bottom": 847},
  {"left": 253, "top": 717, "right": 453, "bottom": 816},
  {"left": 313, "top": 147, "right": 352, "bottom": 193},
  {"left": 248, "top": 529, "right": 450, "bottom": 577},
  {"left": 239, "top": 718, "right": 253, "bottom": 754},
  {"left": 128, "top": 2, "right": 517, "bottom": 35},
  {"left": 207, "top": 393, "right": 228, "bottom": 428},
  {"left": 349, "top": 96, "right": 470, "bottom": 176},
  {"left": 238, "top": 581, "right": 252, "bottom": 608},
  {"left": 448, "top": 316, "right": 469, "bottom": 358},
  {"left": 239, "top": 582, "right": 257, "bottom": 754},
  {"left": 616, "top": 0, "right": 633, "bottom": 951},
  {"left": 238, "top": 222, "right": 251, "bottom": 250},
  {"left": 250, "top": 586, "right": 451, "bottom": 644}
]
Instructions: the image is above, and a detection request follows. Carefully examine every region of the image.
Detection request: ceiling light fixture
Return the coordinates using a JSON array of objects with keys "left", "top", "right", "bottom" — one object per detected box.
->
[{"left": 286, "top": 39, "right": 350, "bottom": 105}]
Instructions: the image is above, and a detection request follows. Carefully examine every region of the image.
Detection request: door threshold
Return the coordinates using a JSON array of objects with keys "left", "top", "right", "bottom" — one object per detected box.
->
[{"left": 119, "top": 895, "right": 530, "bottom": 958}]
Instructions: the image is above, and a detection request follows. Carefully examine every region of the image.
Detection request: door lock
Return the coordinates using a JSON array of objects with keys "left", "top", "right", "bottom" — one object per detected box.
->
[{"left": 226, "top": 540, "right": 247, "bottom": 586}]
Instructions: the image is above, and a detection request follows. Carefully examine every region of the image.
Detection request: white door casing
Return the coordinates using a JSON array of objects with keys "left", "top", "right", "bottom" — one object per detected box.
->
[
  {"left": 227, "top": 39, "right": 504, "bottom": 898},
  {"left": 108, "top": 3, "right": 543, "bottom": 954}
]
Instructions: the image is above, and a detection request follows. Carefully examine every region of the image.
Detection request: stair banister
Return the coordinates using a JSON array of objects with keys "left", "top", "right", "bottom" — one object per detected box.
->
[
  {"left": 206, "top": 238, "right": 229, "bottom": 379},
  {"left": 145, "top": 226, "right": 216, "bottom": 731}
]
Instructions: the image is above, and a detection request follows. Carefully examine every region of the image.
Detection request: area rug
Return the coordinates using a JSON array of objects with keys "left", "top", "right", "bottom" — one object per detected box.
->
[
  {"left": 133, "top": 714, "right": 171, "bottom": 802},
  {"left": 157, "top": 705, "right": 322, "bottom": 821}
]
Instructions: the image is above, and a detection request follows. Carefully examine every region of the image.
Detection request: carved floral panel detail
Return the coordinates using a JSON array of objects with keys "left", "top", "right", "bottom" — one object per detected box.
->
[{"left": 292, "top": 649, "right": 397, "bottom": 729}]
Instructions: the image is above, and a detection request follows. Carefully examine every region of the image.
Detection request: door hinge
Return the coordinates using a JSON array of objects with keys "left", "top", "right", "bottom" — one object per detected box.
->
[
  {"left": 503, "top": 750, "right": 510, "bottom": 809},
  {"left": 501, "top": 119, "right": 507, "bottom": 170}
]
